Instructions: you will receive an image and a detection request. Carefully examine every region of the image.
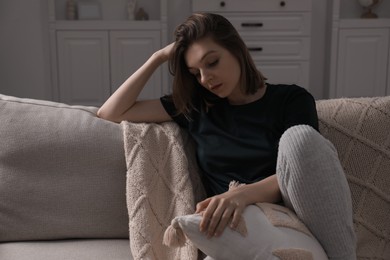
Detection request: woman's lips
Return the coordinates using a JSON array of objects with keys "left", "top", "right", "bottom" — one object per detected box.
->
[{"left": 210, "top": 83, "right": 222, "bottom": 91}]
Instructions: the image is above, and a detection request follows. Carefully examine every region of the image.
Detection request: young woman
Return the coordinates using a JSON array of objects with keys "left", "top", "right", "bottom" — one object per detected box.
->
[{"left": 98, "top": 13, "right": 356, "bottom": 260}]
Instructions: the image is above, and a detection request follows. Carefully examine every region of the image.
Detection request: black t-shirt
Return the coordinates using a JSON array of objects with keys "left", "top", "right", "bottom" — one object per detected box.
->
[{"left": 160, "top": 84, "right": 318, "bottom": 195}]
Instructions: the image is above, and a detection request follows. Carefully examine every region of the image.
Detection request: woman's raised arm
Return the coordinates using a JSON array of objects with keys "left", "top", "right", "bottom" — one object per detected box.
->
[{"left": 97, "top": 43, "right": 174, "bottom": 123}]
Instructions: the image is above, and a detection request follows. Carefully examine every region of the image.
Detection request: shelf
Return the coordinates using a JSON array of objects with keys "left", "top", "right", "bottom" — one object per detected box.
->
[
  {"left": 52, "top": 0, "right": 161, "bottom": 21},
  {"left": 339, "top": 0, "right": 390, "bottom": 19},
  {"left": 339, "top": 18, "right": 390, "bottom": 28},
  {"left": 51, "top": 20, "right": 162, "bottom": 30}
]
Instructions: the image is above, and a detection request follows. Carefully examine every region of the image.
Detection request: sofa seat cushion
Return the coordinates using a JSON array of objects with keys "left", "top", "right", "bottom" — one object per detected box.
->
[
  {"left": 0, "top": 94, "right": 128, "bottom": 241},
  {"left": 0, "top": 239, "right": 133, "bottom": 260}
]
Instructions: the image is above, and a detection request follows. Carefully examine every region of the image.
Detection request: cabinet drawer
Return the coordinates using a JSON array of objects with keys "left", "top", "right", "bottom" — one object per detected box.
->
[
  {"left": 225, "top": 13, "right": 311, "bottom": 36},
  {"left": 256, "top": 61, "right": 309, "bottom": 88},
  {"left": 244, "top": 37, "right": 310, "bottom": 61},
  {"left": 193, "top": 0, "right": 311, "bottom": 12}
]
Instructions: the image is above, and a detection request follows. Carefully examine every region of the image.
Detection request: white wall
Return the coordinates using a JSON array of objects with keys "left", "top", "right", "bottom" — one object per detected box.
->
[
  {"left": 310, "top": 0, "right": 332, "bottom": 99},
  {"left": 0, "top": 0, "right": 332, "bottom": 101},
  {"left": 0, "top": 0, "right": 51, "bottom": 100},
  {"left": 167, "top": 0, "right": 191, "bottom": 39}
]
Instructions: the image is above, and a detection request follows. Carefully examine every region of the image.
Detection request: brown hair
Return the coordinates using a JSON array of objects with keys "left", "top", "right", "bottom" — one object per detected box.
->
[{"left": 169, "top": 13, "right": 266, "bottom": 117}]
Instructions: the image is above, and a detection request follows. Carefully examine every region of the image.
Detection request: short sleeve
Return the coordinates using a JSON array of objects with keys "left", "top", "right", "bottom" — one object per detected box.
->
[
  {"left": 160, "top": 95, "right": 190, "bottom": 128},
  {"left": 283, "top": 86, "right": 319, "bottom": 131}
]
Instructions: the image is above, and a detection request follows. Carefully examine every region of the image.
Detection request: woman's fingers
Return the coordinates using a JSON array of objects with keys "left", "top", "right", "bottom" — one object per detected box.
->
[
  {"left": 196, "top": 191, "right": 247, "bottom": 238},
  {"left": 195, "top": 197, "right": 211, "bottom": 213},
  {"left": 213, "top": 205, "right": 235, "bottom": 237},
  {"left": 202, "top": 199, "right": 240, "bottom": 238},
  {"left": 230, "top": 206, "right": 244, "bottom": 230},
  {"left": 199, "top": 198, "right": 218, "bottom": 233},
  {"left": 205, "top": 200, "right": 226, "bottom": 238}
]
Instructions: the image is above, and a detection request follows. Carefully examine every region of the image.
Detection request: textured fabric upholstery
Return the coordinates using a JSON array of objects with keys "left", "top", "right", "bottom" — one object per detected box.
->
[
  {"left": 316, "top": 96, "right": 390, "bottom": 259},
  {"left": 0, "top": 239, "right": 132, "bottom": 260},
  {"left": 1, "top": 93, "right": 389, "bottom": 260},
  {"left": 0, "top": 94, "right": 128, "bottom": 241},
  {"left": 122, "top": 121, "right": 205, "bottom": 260}
]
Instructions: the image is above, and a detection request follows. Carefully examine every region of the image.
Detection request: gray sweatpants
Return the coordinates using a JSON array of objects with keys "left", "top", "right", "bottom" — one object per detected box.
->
[
  {"left": 276, "top": 125, "right": 356, "bottom": 260},
  {"left": 205, "top": 125, "right": 356, "bottom": 260}
]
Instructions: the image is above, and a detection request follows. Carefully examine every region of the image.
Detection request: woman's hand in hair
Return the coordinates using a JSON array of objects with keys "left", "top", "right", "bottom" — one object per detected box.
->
[{"left": 154, "top": 42, "right": 175, "bottom": 63}]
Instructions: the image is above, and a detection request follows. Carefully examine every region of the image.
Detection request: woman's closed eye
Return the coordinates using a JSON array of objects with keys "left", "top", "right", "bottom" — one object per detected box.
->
[
  {"left": 207, "top": 59, "right": 219, "bottom": 68},
  {"left": 188, "top": 59, "right": 219, "bottom": 78}
]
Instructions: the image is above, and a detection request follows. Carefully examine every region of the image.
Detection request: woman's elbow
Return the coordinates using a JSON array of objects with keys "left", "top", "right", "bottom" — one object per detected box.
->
[
  {"left": 96, "top": 107, "right": 107, "bottom": 119},
  {"left": 96, "top": 108, "right": 120, "bottom": 123}
]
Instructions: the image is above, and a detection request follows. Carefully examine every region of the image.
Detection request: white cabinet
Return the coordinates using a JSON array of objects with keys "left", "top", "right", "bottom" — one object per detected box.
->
[
  {"left": 109, "top": 30, "right": 161, "bottom": 99},
  {"left": 329, "top": 0, "right": 390, "bottom": 98},
  {"left": 192, "top": 0, "right": 312, "bottom": 89},
  {"left": 335, "top": 28, "right": 389, "bottom": 98},
  {"left": 56, "top": 30, "right": 161, "bottom": 106},
  {"left": 49, "top": 0, "right": 168, "bottom": 106},
  {"left": 57, "top": 31, "right": 110, "bottom": 106}
]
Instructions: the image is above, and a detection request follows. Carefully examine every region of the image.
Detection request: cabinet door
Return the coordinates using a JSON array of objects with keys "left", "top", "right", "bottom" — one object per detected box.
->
[
  {"left": 110, "top": 31, "right": 161, "bottom": 100},
  {"left": 56, "top": 31, "right": 110, "bottom": 106},
  {"left": 388, "top": 36, "right": 390, "bottom": 95},
  {"left": 336, "top": 28, "right": 389, "bottom": 98},
  {"left": 256, "top": 61, "right": 309, "bottom": 88}
]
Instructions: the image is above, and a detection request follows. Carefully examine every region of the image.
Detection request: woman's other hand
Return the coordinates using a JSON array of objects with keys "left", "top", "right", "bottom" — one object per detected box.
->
[
  {"left": 195, "top": 187, "right": 247, "bottom": 238},
  {"left": 194, "top": 175, "right": 282, "bottom": 239}
]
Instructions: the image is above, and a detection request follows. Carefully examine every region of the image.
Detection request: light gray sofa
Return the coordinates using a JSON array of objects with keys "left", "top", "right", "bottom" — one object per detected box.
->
[
  {"left": 0, "top": 93, "right": 389, "bottom": 260},
  {"left": 0, "top": 94, "right": 132, "bottom": 260}
]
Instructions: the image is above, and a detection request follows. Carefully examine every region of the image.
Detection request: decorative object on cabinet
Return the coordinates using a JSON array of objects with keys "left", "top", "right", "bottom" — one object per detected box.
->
[
  {"left": 48, "top": 0, "right": 168, "bottom": 106},
  {"left": 127, "top": 0, "right": 137, "bottom": 20},
  {"left": 77, "top": 0, "right": 102, "bottom": 20},
  {"left": 65, "top": 0, "right": 77, "bottom": 20},
  {"left": 192, "top": 0, "right": 313, "bottom": 89},
  {"left": 329, "top": 0, "right": 390, "bottom": 98},
  {"left": 357, "top": 0, "right": 381, "bottom": 18},
  {"left": 135, "top": 7, "right": 149, "bottom": 21}
]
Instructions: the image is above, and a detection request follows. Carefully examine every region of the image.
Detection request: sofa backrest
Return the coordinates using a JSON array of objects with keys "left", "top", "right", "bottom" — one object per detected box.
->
[
  {"left": 0, "top": 94, "right": 128, "bottom": 242},
  {"left": 316, "top": 96, "right": 390, "bottom": 259}
]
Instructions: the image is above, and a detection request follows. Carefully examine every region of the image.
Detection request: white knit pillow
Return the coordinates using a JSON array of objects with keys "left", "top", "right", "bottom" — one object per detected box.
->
[{"left": 170, "top": 203, "right": 328, "bottom": 260}]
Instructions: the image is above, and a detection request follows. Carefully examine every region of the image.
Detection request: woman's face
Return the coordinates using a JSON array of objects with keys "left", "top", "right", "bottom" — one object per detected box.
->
[{"left": 185, "top": 37, "right": 242, "bottom": 102}]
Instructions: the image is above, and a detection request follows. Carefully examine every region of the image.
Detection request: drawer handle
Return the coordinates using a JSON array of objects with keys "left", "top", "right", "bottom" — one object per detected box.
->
[
  {"left": 248, "top": 47, "right": 263, "bottom": 52},
  {"left": 241, "top": 23, "right": 263, "bottom": 28},
  {"left": 220, "top": 1, "right": 226, "bottom": 7},
  {"left": 280, "top": 1, "right": 286, "bottom": 7}
]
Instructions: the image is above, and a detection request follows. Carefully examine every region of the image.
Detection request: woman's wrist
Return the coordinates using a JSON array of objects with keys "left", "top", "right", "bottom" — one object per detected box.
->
[
  {"left": 150, "top": 50, "right": 167, "bottom": 65},
  {"left": 152, "top": 42, "right": 174, "bottom": 64},
  {"left": 238, "top": 185, "right": 256, "bottom": 206},
  {"left": 237, "top": 175, "right": 281, "bottom": 206}
]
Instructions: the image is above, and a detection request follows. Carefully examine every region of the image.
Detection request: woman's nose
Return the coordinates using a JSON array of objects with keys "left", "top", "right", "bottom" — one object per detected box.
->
[{"left": 200, "top": 71, "right": 211, "bottom": 86}]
